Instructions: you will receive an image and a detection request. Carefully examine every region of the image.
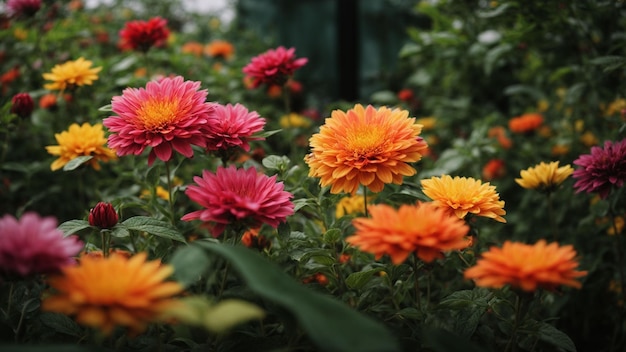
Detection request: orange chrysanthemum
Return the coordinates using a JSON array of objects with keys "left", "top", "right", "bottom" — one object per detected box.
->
[
  {"left": 181, "top": 41, "right": 204, "bottom": 57},
  {"left": 305, "top": 104, "right": 428, "bottom": 194},
  {"left": 348, "top": 202, "right": 470, "bottom": 264},
  {"left": 508, "top": 113, "right": 544, "bottom": 134},
  {"left": 204, "top": 40, "right": 235, "bottom": 60},
  {"left": 421, "top": 175, "right": 506, "bottom": 223},
  {"left": 42, "top": 252, "right": 184, "bottom": 335},
  {"left": 464, "top": 240, "right": 587, "bottom": 291}
]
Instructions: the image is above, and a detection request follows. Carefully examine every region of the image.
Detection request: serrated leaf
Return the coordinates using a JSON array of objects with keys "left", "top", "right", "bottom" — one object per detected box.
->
[
  {"left": 197, "top": 242, "right": 401, "bottom": 352},
  {"left": 535, "top": 321, "right": 577, "bottom": 352},
  {"left": 57, "top": 220, "right": 92, "bottom": 237},
  {"left": 439, "top": 288, "right": 491, "bottom": 309},
  {"left": 122, "top": 216, "right": 186, "bottom": 242},
  {"left": 323, "top": 229, "right": 342, "bottom": 243},
  {"left": 345, "top": 268, "right": 382, "bottom": 290},
  {"left": 39, "top": 312, "right": 83, "bottom": 337},
  {"left": 62, "top": 156, "right": 93, "bottom": 171}
]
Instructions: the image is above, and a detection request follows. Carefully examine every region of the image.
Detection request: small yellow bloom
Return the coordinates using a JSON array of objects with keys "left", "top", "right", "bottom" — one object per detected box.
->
[
  {"left": 416, "top": 117, "right": 436, "bottom": 131},
  {"left": 580, "top": 131, "right": 598, "bottom": 147},
  {"left": 574, "top": 119, "right": 585, "bottom": 132},
  {"left": 551, "top": 144, "right": 570, "bottom": 156},
  {"left": 608, "top": 216, "right": 625, "bottom": 236},
  {"left": 14, "top": 28, "right": 28, "bottom": 40},
  {"left": 43, "top": 57, "right": 102, "bottom": 91},
  {"left": 45, "top": 123, "right": 116, "bottom": 171},
  {"left": 335, "top": 194, "right": 372, "bottom": 218},
  {"left": 537, "top": 99, "right": 549, "bottom": 112},
  {"left": 280, "top": 113, "right": 312, "bottom": 129},
  {"left": 604, "top": 98, "right": 626, "bottom": 117},
  {"left": 515, "top": 161, "right": 573, "bottom": 192}
]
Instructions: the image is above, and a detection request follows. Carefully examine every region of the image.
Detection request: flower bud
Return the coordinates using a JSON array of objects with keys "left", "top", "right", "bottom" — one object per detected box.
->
[
  {"left": 88, "top": 202, "right": 118, "bottom": 229},
  {"left": 10, "top": 92, "right": 34, "bottom": 119}
]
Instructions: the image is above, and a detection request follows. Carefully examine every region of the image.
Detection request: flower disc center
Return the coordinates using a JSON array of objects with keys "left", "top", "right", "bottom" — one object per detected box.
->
[
  {"left": 137, "top": 98, "right": 180, "bottom": 131},
  {"left": 346, "top": 127, "right": 385, "bottom": 154}
]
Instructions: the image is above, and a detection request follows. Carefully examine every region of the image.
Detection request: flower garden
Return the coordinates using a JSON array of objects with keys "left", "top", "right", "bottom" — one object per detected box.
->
[{"left": 1, "top": 1, "right": 625, "bottom": 351}]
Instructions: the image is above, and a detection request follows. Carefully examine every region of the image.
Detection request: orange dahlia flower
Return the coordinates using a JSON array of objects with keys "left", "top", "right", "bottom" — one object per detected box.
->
[
  {"left": 421, "top": 175, "right": 506, "bottom": 223},
  {"left": 464, "top": 240, "right": 587, "bottom": 291},
  {"left": 42, "top": 252, "right": 184, "bottom": 335},
  {"left": 508, "top": 113, "right": 544, "bottom": 134},
  {"left": 204, "top": 40, "right": 235, "bottom": 60},
  {"left": 348, "top": 202, "right": 470, "bottom": 264},
  {"left": 305, "top": 104, "right": 428, "bottom": 194}
]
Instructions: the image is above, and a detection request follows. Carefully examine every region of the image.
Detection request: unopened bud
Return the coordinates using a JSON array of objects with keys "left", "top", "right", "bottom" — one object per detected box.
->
[{"left": 88, "top": 202, "right": 118, "bottom": 229}]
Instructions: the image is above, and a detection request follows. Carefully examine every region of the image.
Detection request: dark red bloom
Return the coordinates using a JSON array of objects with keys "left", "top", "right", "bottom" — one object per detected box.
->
[
  {"left": 118, "top": 17, "right": 170, "bottom": 52},
  {"left": 10, "top": 92, "right": 34, "bottom": 119},
  {"left": 242, "top": 46, "right": 308, "bottom": 88},
  {"left": 6, "top": 0, "right": 41, "bottom": 18},
  {"left": 573, "top": 139, "right": 626, "bottom": 198},
  {"left": 88, "top": 202, "right": 119, "bottom": 229},
  {"left": 397, "top": 89, "right": 414, "bottom": 102}
]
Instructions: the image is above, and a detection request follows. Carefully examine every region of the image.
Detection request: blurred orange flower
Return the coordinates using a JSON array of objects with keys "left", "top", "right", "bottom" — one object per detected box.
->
[
  {"left": 482, "top": 159, "right": 506, "bottom": 181},
  {"left": 464, "top": 240, "right": 587, "bottom": 291},
  {"left": 487, "top": 126, "right": 512, "bottom": 149},
  {"left": 181, "top": 41, "right": 204, "bottom": 57},
  {"left": 204, "top": 40, "right": 234, "bottom": 60},
  {"left": 42, "top": 252, "right": 184, "bottom": 335},
  {"left": 348, "top": 202, "right": 470, "bottom": 264},
  {"left": 508, "top": 113, "right": 544, "bottom": 134}
]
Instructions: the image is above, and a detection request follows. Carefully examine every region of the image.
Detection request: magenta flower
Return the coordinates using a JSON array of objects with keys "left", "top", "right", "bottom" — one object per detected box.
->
[
  {"left": 242, "top": 46, "right": 308, "bottom": 88},
  {"left": 182, "top": 166, "right": 294, "bottom": 237},
  {"left": 205, "top": 103, "right": 266, "bottom": 152},
  {"left": 573, "top": 139, "right": 626, "bottom": 198},
  {"left": 103, "top": 76, "right": 215, "bottom": 165},
  {"left": 6, "top": 0, "right": 41, "bottom": 18},
  {"left": 0, "top": 213, "right": 83, "bottom": 278}
]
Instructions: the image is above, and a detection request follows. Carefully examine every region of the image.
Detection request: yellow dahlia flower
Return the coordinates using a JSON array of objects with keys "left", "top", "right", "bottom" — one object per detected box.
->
[
  {"left": 43, "top": 57, "right": 102, "bottom": 91},
  {"left": 421, "top": 175, "right": 506, "bottom": 223},
  {"left": 42, "top": 252, "right": 184, "bottom": 335},
  {"left": 45, "top": 123, "right": 117, "bottom": 171},
  {"left": 305, "top": 104, "right": 428, "bottom": 194},
  {"left": 335, "top": 193, "right": 372, "bottom": 218},
  {"left": 515, "top": 161, "right": 573, "bottom": 192}
]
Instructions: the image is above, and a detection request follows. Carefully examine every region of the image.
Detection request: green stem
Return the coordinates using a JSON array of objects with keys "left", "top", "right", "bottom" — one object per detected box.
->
[
  {"left": 546, "top": 191, "right": 558, "bottom": 240},
  {"left": 412, "top": 254, "right": 422, "bottom": 311},
  {"left": 101, "top": 230, "right": 110, "bottom": 257},
  {"left": 504, "top": 292, "right": 532, "bottom": 352},
  {"left": 164, "top": 160, "right": 175, "bottom": 225},
  {"left": 363, "top": 185, "right": 368, "bottom": 217},
  {"left": 6, "top": 282, "right": 14, "bottom": 318}
]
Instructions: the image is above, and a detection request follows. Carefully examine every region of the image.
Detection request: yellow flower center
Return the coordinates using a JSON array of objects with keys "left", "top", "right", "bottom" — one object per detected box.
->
[
  {"left": 137, "top": 98, "right": 180, "bottom": 131},
  {"left": 346, "top": 127, "right": 385, "bottom": 155}
]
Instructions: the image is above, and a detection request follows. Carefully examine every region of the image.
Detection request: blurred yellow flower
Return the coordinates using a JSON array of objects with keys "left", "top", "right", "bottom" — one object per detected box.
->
[
  {"left": 335, "top": 194, "right": 372, "bottom": 218},
  {"left": 14, "top": 28, "right": 28, "bottom": 40},
  {"left": 604, "top": 98, "right": 626, "bottom": 117},
  {"left": 45, "top": 123, "right": 116, "bottom": 171},
  {"left": 537, "top": 99, "right": 549, "bottom": 112},
  {"left": 416, "top": 117, "right": 436, "bottom": 130},
  {"left": 43, "top": 57, "right": 102, "bottom": 91},
  {"left": 607, "top": 216, "right": 624, "bottom": 236},
  {"left": 515, "top": 161, "right": 573, "bottom": 192},
  {"left": 551, "top": 144, "right": 570, "bottom": 156},
  {"left": 280, "top": 113, "right": 312, "bottom": 129},
  {"left": 580, "top": 131, "right": 598, "bottom": 147}
]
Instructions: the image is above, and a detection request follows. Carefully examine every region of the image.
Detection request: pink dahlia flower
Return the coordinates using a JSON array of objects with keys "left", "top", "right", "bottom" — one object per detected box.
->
[
  {"left": 205, "top": 103, "right": 266, "bottom": 152},
  {"left": 7, "top": 0, "right": 41, "bottom": 18},
  {"left": 182, "top": 166, "right": 294, "bottom": 237},
  {"left": 104, "top": 76, "right": 215, "bottom": 165},
  {"left": 242, "top": 46, "right": 308, "bottom": 88},
  {"left": 573, "top": 139, "right": 626, "bottom": 198},
  {"left": 0, "top": 213, "right": 83, "bottom": 278}
]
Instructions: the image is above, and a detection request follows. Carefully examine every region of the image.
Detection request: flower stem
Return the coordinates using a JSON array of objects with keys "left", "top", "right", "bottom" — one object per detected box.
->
[
  {"left": 546, "top": 191, "right": 558, "bottom": 240},
  {"left": 164, "top": 160, "right": 175, "bottom": 225},
  {"left": 504, "top": 291, "right": 532, "bottom": 352},
  {"left": 101, "top": 230, "right": 110, "bottom": 257},
  {"left": 362, "top": 185, "right": 368, "bottom": 218},
  {"left": 411, "top": 254, "right": 422, "bottom": 311}
]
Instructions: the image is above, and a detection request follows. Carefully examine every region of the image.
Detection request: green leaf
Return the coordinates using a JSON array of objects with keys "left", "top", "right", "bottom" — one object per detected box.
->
[
  {"left": 204, "top": 299, "right": 265, "bottom": 334},
  {"left": 97, "top": 104, "right": 112, "bottom": 112},
  {"left": 439, "top": 288, "right": 491, "bottom": 309},
  {"left": 262, "top": 155, "right": 290, "bottom": 172},
  {"left": 122, "top": 216, "right": 186, "bottom": 243},
  {"left": 57, "top": 220, "right": 91, "bottom": 237},
  {"left": 370, "top": 90, "right": 398, "bottom": 105},
  {"left": 476, "top": 3, "right": 515, "bottom": 18},
  {"left": 110, "top": 55, "right": 137, "bottom": 72},
  {"left": 345, "top": 268, "right": 382, "bottom": 290},
  {"left": 484, "top": 43, "right": 513, "bottom": 76},
  {"left": 39, "top": 312, "right": 83, "bottom": 337},
  {"left": 535, "top": 321, "right": 577, "bottom": 352},
  {"left": 170, "top": 245, "right": 211, "bottom": 287},
  {"left": 565, "top": 83, "right": 587, "bottom": 105},
  {"left": 197, "top": 242, "right": 401, "bottom": 352},
  {"left": 109, "top": 225, "right": 129, "bottom": 238},
  {"left": 62, "top": 156, "right": 93, "bottom": 171},
  {"left": 322, "top": 228, "right": 342, "bottom": 243},
  {"left": 254, "top": 129, "right": 282, "bottom": 138}
]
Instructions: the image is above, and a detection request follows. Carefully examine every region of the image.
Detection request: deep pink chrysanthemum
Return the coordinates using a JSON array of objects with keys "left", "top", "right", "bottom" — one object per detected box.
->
[
  {"left": 7, "top": 0, "right": 41, "bottom": 18},
  {"left": 242, "top": 46, "right": 308, "bottom": 88},
  {"left": 118, "top": 17, "right": 170, "bottom": 52},
  {"left": 182, "top": 166, "right": 294, "bottom": 237},
  {"left": 103, "top": 76, "right": 215, "bottom": 165},
  {"left": 573, "top": 139, "right": 626, "bottom": 198},
  {"left": 205, "top": 103, "right": 266, "bottom": 152},
  {"left": 0, "top": 213, "right": 83, "bottom": 278}
]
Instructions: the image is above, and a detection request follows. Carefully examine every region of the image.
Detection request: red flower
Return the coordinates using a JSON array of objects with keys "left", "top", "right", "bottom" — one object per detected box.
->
[
  {"left": 103, "top": 76, "right": 215, "bottom": 165},
  {"left": 242, "top": 46, "right": 308, "bottom": 88},
  {"left": 88, "top": 202, "right": 119, "bottom": 229},
  {"left": 508, "top": 113, "right": 544, "bottom": 134},
  {"left": 7, "top": 0, "right": 41, "bottom": 18},
  {"left": 482, "top": 159, "right": 506, "bottom": 181},
  {"left": 205, "top": 103, "right": 266, "bottom": 152},
  {"left": 182, "top": 166, "right": 294, "bottom": 237},
  {"left": 397, "top": 89, "right": 414, "bottom": 102},
  {"left": 10, "top": 92, "right": 34, "bottom": 119},
  {"left": 573, "top": 139, "right": 626, "bottom": 198},
  {"left": 118, "top": 17, "right": 170, "bottom": 52}
]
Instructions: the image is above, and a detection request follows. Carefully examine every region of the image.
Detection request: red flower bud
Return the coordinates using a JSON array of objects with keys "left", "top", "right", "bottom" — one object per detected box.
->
[
  {"left": 88, "top": 202, "right": 118, "bottom": 229},
  {"left": 10, "top": 92, "right": 34, "bottom": 119}
]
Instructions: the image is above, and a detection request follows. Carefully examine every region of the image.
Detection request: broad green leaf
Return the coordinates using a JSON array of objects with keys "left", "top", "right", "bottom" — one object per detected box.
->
[
  {"left": 439, "top": 288, "right": 491, "bottom": 309},
  {"left": 533, "top": 320, "right": 577, "bottom": 352},
  {"left": 170, "top": 245, "right": 211, "bottom": 287},
  {"left": 322, "top": 228, "right": 342, "bottom": 243},
  {"left": 57, "top": 220, "right": 91, "bottom": 237},
  {"left": 262, "top": 155, "right": 290, "bottom": 171},
  {"left": 39, "top": 312, "right": 83, "bottom": 337},
  {"left": 345, "top": 268, "right": 382, "bottom": 290},
  {"left": 110, "top": 225, "right": 129, "bottom": 238},
  {"left": 204, "top": 299, "right": 265, "bottom": 334},
  {"left": 62, "top": 156, "right": 93, "bottom": 171},
  {"left": 197, "top": 242, "right": 401, "bottom": 352},
  {"left": 122, "top": 216, "right": 186, "bottom": 243}
]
